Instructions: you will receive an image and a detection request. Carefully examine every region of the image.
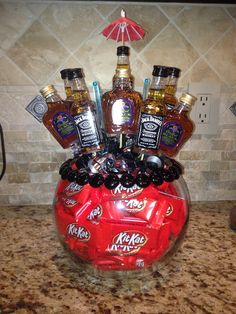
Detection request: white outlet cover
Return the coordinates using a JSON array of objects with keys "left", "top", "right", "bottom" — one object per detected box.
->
[{"left": 188, "top": 82, "right": 221, "bottom": 135}]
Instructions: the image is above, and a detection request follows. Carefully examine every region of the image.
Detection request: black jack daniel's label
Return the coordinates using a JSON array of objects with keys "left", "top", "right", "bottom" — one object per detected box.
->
[
  {"left": 137, "top": 113, "right": 164, "bottom": 149},
  {"left": 74, "top": 111, "right": 101, "bottom": 148}
]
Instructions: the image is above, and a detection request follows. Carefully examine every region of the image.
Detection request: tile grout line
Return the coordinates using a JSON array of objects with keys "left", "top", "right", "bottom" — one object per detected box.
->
[
  {"left": 3, "top": 55, "right": 38, "bottom": 90},
  {"left": 93, "top": 3, "right": 120, "bottom": 20},
  {"left": 223, "top": 7, "right": 236, "bottom": 25},
  {"left": 201, "top": 25, "right": 234, "bottom": 90},
  {"left": 134, "top": 4, "right": 186, "bottom": 81},
  {"left": 3, "top": 1, "right": 49, "bottom": 56},
  {"left": 37, "top": 19, "right": 75, "bottom": 87},
  {"left": 166, "top": 12, "right": 233, "bottom": 87}
]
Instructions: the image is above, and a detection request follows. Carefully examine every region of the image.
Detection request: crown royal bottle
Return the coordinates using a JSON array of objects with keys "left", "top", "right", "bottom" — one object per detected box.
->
[
  {"left": 40, "top": 85, "right": 77, "bottom": 149},
  {"left": 135, "top": 65, "right": 168, "bottom": 155},
  {"left": 102, "top": 46, "right": 142, "bottom": 138},
  {"left": 69, "top": 68, "right": 104, "bottom": 154},
  {"left": 160, "top": 92, "right": 197, "bottom": 157}
]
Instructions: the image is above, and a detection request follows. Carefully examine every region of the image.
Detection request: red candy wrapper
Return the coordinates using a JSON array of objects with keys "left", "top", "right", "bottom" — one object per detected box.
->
[{"left": 54, "top": 179, "right": 189, "bottom": 271}]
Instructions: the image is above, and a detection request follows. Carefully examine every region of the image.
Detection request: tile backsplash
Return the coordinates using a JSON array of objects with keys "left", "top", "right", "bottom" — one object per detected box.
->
[{"left": 0, "top": 1, "right": 235, "bottom": 204}]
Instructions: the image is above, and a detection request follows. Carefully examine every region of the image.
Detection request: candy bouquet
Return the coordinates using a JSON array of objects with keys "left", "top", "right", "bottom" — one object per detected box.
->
[{"left": 26, "top": 10, "right": 197, "bottom": 273}]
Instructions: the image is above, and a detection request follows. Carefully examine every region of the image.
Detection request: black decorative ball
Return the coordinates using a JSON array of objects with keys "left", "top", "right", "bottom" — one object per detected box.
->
[
  {"left": 151, "top": 171, "right": 164, "bottom": 186},
  {"left": 136, "top": 173, "right": 151, "bottom": 188},
  {"left": 61, "top": 167, "right": 71, "bottom": 180},
  {"left": 67, "top": 170, "right": 79, "bottom": 182},
  {"left": 120, "top": 173, "right": 135, "bottom": 188},
  {"left": 169, "top": 166, "right": 180, "bottom": 180},
  {"left": 76, "top": 172, "right": 89, "bottom": 185},
  {"left": 163, "top": 170, "right": 175, "bottom": 182},
  {"left": 104, "top": 174, "right": 120, "bottom": 190},
  {"left": 89, "top": 174, "right": 104, "bottom": 188}
]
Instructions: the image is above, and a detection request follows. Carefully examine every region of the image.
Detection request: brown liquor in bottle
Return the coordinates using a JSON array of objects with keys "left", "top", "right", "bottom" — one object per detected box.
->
[
  {"left": 135, "top": 65, "right": 168, "bottom": 155},
  {"left": 40, "top": 85, "right": 77, "bottom": 149},
  {"left": 60, "top": 68, "right": 74, "bottom": 103},
  {"left": 164, "top": 67, "right": 181, "bottom": 111},
  {"left": 69, "top": 68, "right": 104, "bottom": 154},
  {"left": 160, "top": 92, "right": 197, "bottom": 157},
  {"left": 102, "top": 46, "right": 142, "bottom": 137}
]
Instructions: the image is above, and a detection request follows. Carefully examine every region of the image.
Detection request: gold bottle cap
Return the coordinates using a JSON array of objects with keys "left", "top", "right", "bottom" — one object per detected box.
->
[
  {"left": 179, "top": 92, "right": 197, "bottom": 106},
  {"left": 40, "top": 84, "right": 57, "bottom": 98}
]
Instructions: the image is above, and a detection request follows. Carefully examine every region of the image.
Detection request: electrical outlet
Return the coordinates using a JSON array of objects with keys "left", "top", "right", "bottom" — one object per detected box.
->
[
  {"left": 196, "top": 94, "right": 211, "bottom": 124},
  {"left": 188, "top": 82, "right": 220, "bottom": 135}
]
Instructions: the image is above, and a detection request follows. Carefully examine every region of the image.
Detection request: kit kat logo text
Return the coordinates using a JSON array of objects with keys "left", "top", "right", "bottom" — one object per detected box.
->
[
  {"left": 62, "top": 197, "right": 77, "bottom": 208},
  {"left": 111, "top": 184, "right": 143, "bottom": 198},
  {"left": 116, "top": 199, "right": 147, "bottom": 213},
  {"left": 66, "top": 224, "right": 90, "bottom": 241},
  {"left": 108, "top": 231, "right": 147, "bottom": 255},
  {"left": 64, "top": 182, "right": 83, "bottom": 196},
  {"left": 87, "top": 205, "right": 102, "bottom": 221}
]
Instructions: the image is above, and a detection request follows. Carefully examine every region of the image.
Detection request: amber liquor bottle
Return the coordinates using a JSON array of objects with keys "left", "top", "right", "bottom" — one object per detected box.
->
[
  {"left": 40, "top": 85, "right": 77, "bottom": 149},
  {"left": 135, "top": 65, "right": 168, "bottom": 155},
  {"left": 160, "top": 92, "right": 197, "bottom": 157},
  {"left": 69, "top": 68, "right": 104, "bottom": 154},
  {"left": 102, "top": 46, "right": 142, "bottom": 137},
  {"left": 164, "top": 67, "right": 181, "bottom": 111}
]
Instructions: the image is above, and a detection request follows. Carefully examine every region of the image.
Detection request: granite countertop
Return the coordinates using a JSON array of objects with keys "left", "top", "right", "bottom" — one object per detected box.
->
[{"left": 0, "top": 201, "right": 235, "bottom": 314}]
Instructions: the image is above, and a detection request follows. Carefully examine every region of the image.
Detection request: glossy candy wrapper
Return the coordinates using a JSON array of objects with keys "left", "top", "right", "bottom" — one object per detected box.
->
[{"left": 54, "top": 174, "right": 189, "bottom": 271}]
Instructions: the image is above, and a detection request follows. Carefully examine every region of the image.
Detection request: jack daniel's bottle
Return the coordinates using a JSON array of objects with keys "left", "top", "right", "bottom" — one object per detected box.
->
[
  {"left": 40, "top": 85, "right": 77, "bottom": 149},
  {"left": 160, "top": 92, "right": 197, "bottom": 157},
  {"left": 69, "top": 68, "right": 104, "bottom": 154},
  {"left": 135, "top": 65, "right": 168, "bottom": 155},
  {"left": 102, "top": 46, "right": 142, "bottom": 137}
]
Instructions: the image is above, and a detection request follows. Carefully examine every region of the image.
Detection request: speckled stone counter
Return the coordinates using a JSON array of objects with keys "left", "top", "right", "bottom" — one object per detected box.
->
[{"left": 0, "top": 201, "right": 235, "bottom": 314}]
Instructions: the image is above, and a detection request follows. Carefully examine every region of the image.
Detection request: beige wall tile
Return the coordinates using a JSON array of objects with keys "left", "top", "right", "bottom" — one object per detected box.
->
[
  {"left": 40, "top": 4, "right": 104, "bottom": 52},
  {"left": 141, "top": 24, "right": 199, "bottom": 76},
  {"left": 0, "top": 2, "right": 34, "bottom": 51},
  {"left": 0, "top": 195, "right": 10, "bottom": 205},
  {"left": 0, "top": 56, "right": 34, "bottom": 86},
  {"left": 27, "top": 3, "right": 49, "bottom": 18},
  {"left": 205, "top": 26, "right": 236, "bottom": 87},
  {"left": 178, "top": 58, "right": 222, "bottom": 89},
  {"left": 226, "top": 7, "right": 236, "bottom": 20},
  {"left": 95, "top": 4, "right": 118, "bottom": 18},
  {"left": 160, "top": 5, "right": 184, "bottom": 18},
  {"left": 8, "top": 173, "right": 30, "bottom": 184},
  {"left": 175, "top": 6, "right": 233, "bottom": 54},
  {"left": 7, "top": 21, "right": 68, "bottom": 85}
]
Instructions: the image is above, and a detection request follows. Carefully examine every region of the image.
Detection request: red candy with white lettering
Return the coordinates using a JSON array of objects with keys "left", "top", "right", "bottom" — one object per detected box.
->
[{"left": 54, "top": 177, "right": 189, "bottom": 271}]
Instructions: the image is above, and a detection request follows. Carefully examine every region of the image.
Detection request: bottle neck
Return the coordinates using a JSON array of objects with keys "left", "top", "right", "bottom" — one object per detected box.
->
[
  {"left": 45, "top": 92, "right": 63, "bottom": 104},
  {"left": 165, "top": 76, "right": 178, "bottom": 95},
  {"left": 113, "top": 54, "right": 133, "bottom": 89},
  {"left": 117, "top": 55, "right": 130, "bottom": 67},
  {"left": 175, "top": 101, "right": 191, "bottom": 115},
  {"left": 147, "top": 76, "right": 167, "bottom": 101},
  {"left": 71, "top": 77, "right": 90, "bottom": 102},
  {"left": 63, "top": 78, "right": 73, "bottom": 100}
]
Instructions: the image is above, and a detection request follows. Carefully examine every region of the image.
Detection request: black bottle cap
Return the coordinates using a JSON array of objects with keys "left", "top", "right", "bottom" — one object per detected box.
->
[
  {"left": 167, "top": 67, "right": 181, "bottom": 78},
  {"left": 117, "top": 46, "right": 130, "bottom": 56},
  {"left": 60, "top": 68, "right": 72, "bottom": 79},
  {"left": 152, "top": 65, "right": 169, "bottom": 77},
  {"left": 68, "top": 68, "right": 83, "bottom": 80}
]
